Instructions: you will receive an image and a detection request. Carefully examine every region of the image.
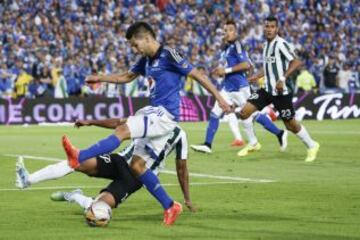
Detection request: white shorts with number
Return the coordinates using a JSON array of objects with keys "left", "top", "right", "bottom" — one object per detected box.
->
[
  {"left": 126, "top": 106, "right": 177, "bottom": 139},
  {"left": 126, "top": 106, "right": 187, "bottom": 174},
  {"left": 212, "top": 87, "right": 251, "bottom": 117}
]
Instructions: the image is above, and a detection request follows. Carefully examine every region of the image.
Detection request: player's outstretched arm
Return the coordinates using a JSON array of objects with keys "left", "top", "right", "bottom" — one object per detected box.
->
[
  {"left": 230, "top": 61, "right": 252, "bottom": 73},
  {"left": 212, "top": 61, "right": 251, "bottom": 77},
  {"left": 86, "top": 71, "right": 139, "bottom": 84},
  {"left": 75, "top": 118, "right": 127, "bottom": 129},
  {"left": 188, "top": 68, "right": 231, "bottom": 114},
  {"left": 175, "top": 159, "right": 196, "bottom": 212}
]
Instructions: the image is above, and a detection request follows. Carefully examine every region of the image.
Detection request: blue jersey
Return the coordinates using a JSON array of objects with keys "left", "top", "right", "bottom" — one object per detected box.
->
[
  {"left": 220, "top": 40, "right": 250, "bottom": 92},
  {"left": 130, "top": 46, "right": 193, "bottom": 121}
]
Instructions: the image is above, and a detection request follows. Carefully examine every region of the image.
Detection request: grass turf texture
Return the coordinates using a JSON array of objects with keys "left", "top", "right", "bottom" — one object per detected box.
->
[{"left": 0, "top": 120, "right": 359, "bottom": 240}]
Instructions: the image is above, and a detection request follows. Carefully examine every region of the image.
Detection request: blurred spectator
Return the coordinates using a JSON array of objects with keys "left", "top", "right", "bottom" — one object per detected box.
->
[
  {"left": 355, "top": 65, "right": 360, "bottom": 88},
  {"left": 54, "top": 75, "right": 68, "bottom": 98},
  {"left": 323, "top": 59, "right": 339, "bottom": 89},
  {"left": 14, "top": 67, "right": 33, "bottom": 97},
  {"left": 296, "top": 67, "right": 317, "bottom": 93},
  {"left": 28, "top": 79, "right": 47, "bottom": 98},
  {"left": 338, "top": 63, "right": 355, "bottom": 92},
  {"left": 0, "top": 63, "right": 16, "bottom": 98},
  {"left": 309, "top": 58, "right": 324, "bottom": 88},
  {"left": 0, "top": 0, "right": 358, "bottom": 98},
  {"left": 38, "top": 66, "right": 54, "bottom": 96}
]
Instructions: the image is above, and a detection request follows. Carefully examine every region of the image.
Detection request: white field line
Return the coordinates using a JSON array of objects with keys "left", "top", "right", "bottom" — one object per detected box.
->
[
  {"left": 4, "top": 154, "right": 63, "bottom": 162},
  {"left": 0, "top": 181, "right": 252, "bottom": 192},
  {"left": 184, "top": 126, "right": 360, "bottom": 135},
  {"left": 3, "top": 154, "right": 277, "bottom": 183},
  {"left": 161, "top": 169, "right": 275, "bottom": 183}
]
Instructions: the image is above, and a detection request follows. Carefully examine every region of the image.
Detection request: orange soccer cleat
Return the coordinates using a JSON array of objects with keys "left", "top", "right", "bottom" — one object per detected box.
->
[
  {"left": 62, "top": 135, "right": 80, "bottom": 169},
  {"left": 163, "top": 201, "right": 182, "bottom": 226},
  {"left": 230, "top": 139, "right": 245, "bottom": 147},
  {"left": 267, "top": 108, "right": 277, "bottom": 122}
]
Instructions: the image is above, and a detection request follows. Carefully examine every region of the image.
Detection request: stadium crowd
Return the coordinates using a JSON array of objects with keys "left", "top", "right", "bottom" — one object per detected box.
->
[{"left": 0, "top": 0, "right": 359, "bottom": 99}]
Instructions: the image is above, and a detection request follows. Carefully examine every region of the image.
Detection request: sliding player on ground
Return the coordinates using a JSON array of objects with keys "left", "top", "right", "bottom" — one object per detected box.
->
[{"left": 15, "top": 121, "right": 195, "bottom": 226}]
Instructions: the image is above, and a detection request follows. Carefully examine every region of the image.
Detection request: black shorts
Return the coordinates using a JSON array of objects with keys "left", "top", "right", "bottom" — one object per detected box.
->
[
  {"left": 95, "top": 154, "right": 142, "bottom": 207},
  {"left": 248, "top": 88, "right": 295, "bottom": 120}
]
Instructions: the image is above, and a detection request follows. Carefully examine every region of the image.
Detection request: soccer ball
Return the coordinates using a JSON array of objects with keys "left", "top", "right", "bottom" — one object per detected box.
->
[{"left": 85, "top": 201, "right": 112, "bottom": 227}]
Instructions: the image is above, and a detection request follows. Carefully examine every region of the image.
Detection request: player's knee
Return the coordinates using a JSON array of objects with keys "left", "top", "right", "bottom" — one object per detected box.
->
[
  {"left": 114, "top": 124, "right": 131, "bottom": 140},
  {"left": 76, "top": 159, "right": 98, "bottom": 176},
  {"left": 284, "top": 120, "right": 300, "bottom": 133},
  {"left": 239, "top": 109, "right": 251, "bottom": 120},
  {"left": 285, "top": 124, "right": 294, "bottom": 132},
  {"left": 129, "top": 158, "right": 146, "bottom": 176},
  {"left": 77, "top": 166, "right": 97, "bottom": 176},
  {"left": 96, "top": 192, "right": 116, "bottom": 208}
]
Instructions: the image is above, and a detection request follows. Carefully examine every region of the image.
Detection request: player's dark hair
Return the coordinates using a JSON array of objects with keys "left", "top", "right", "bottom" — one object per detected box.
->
[
  {"left": 225, "top": 19, "right": 237, "bottom": 28},
  {"left": 265, "top": 16, "right": 278, "bottom": 26},
  {"left": 125, "top": 22, "right": 156, "bottom": 40}
]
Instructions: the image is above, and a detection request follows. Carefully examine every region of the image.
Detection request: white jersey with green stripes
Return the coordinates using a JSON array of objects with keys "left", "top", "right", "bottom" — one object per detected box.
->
[{"left": 263, "top": 35, "right": 297, "bottom": 96}]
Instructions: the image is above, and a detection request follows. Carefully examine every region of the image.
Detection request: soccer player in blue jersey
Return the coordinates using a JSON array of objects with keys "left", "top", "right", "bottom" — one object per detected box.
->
[
  {"left": 191, "top": 20, "right": 287, "bottom": 156},
  {"left": 61, "top": 22, "right": 231, "bottom": 226}
]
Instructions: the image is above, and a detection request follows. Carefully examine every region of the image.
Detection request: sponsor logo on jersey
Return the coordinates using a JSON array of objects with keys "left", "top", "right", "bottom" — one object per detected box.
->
[{"left": 265, "top": 56, "right": 276, "bottom": 63}]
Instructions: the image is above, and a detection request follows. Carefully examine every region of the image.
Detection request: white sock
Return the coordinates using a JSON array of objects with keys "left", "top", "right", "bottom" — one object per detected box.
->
[
  {"left": 296, "top": 125, "right": 316, "bottom": 149},
  {"left": 29, "top": 161, "right": 74, "bottom": 185},
  {"left": 241, "top": 117, "right": 258, "bottom": 145},
  {"left": 227, "top": 113, "right": 242, "bottom": 140},
  {"left": 69, "top": 193, "right": 93, "bottom": 209}
]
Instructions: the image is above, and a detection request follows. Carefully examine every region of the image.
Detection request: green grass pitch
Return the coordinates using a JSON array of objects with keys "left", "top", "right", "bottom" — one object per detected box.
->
[{"left": 0, "top": 120, "right": 360, "bottom": 240}]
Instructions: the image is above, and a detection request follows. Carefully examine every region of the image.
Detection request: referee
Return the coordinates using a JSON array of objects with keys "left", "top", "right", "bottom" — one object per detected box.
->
[{"left": 238, "top": 16, "right": 320, "bottom": 162}]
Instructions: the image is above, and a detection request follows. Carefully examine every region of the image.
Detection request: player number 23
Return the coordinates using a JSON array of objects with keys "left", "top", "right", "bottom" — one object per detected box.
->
[{"left": 280, "top": 109, "right": 292, "bottom": 118}]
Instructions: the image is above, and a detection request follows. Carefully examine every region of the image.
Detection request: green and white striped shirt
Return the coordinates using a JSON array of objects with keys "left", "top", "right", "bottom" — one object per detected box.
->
[{"left": 263, "top": 35, "right": 297, "bottom": 96}]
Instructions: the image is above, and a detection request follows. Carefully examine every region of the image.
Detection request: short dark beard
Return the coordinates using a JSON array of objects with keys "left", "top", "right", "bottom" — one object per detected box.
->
[{"left": 266, "top": 34, "right": 276, "bottom": 42}]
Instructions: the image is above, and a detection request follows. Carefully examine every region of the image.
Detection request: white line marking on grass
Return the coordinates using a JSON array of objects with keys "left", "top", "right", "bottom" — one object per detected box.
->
[
  {"left": 4, "top": 154, "right": 63, "bottom": 162},
  {"left": 161, "top": 169, "right": 275, "bottom": 183},
  {"left": 4, "top": 154, "right": 277, "bottom": 183},
  {"left": 0, "top": 181, "right": 254, "bottom": 192},
  {"left": 184, "top": 126, "right": 360, "bottom": 135}
]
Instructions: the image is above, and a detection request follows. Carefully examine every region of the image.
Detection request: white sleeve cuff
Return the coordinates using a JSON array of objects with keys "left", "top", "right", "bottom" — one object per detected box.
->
[{"left": 225, "top": 68, "right": 233, "bottom": 74}]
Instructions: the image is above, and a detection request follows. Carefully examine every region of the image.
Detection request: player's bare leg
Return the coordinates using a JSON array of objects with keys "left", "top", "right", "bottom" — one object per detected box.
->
[
  {"left": 75, "top": 157, "right": 98, "bottom": 176},
  {"left": 95, "top": 192, "right": 117, "bottom": 208},
  {"left": 238, "top": 102, "right": 258, "bottom": 120},
  {"left": 239, "top": 102, "right": 288, "bottom": 152},
  {"left": 283, "top": 119, "right": 320, "bottom": 162}
]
